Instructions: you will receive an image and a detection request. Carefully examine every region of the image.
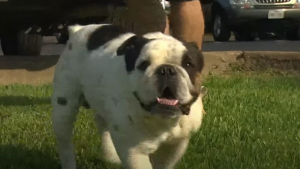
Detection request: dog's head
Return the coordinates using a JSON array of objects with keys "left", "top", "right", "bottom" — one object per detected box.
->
[{"left": 117, "top": 33, "right": 204, "bottom": 118}]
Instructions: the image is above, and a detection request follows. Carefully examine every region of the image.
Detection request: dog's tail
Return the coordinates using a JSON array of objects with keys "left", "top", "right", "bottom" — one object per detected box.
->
[{"left": 68, "top": 24, "right": 84, "bottom": 38}]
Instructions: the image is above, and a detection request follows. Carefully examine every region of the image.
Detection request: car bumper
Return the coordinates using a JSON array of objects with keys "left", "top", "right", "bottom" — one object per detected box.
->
[
  {"left": 0, "top": 1, "right": 64, "bottom": 25},
  {"left": 227, "top": 6, "right": 300, "bottom": 20},
  {"left": 225, "top": 6, "right": 300, "bottom": 31}
]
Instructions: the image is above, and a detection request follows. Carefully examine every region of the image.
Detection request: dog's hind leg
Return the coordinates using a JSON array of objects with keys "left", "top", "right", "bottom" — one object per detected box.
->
[
  {"left": 94, "top": 114, "right": 121, "bottom": 164},
  {"left": 51, "top": 82, "right": 81, "bottom": 169}
]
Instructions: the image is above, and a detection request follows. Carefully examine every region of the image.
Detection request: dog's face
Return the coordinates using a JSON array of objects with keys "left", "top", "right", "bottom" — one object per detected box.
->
[{"left": 117, "top": 34, "right": 204, "bottom": 118}]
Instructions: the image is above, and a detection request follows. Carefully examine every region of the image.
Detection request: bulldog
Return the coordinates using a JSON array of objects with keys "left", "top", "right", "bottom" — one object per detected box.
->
[{"left": 51, "top": 23, "right": 206, "bottom": 169}]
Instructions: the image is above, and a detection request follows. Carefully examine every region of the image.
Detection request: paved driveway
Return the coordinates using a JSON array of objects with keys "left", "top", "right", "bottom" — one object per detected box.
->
[{"left": 1, "top": 35, "right": 300, "bottom": 56}]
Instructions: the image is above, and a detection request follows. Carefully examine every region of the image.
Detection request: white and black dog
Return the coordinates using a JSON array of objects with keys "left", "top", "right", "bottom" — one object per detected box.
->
[{"left": 51, "top": 24, "right": 206, "bottom": 169}]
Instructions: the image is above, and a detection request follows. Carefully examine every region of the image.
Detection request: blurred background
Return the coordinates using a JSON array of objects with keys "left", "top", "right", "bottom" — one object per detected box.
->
[{"left": 0, "top": 0, "right": 300, "bottom": 56}]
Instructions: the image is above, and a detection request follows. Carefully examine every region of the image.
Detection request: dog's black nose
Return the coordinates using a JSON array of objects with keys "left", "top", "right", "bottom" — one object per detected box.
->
[{"left": 156, "top": 64, "right": 177, "bottom": 76}]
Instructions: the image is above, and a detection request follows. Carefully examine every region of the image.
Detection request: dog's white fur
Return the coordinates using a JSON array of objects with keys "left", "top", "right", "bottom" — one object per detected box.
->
[{"left": 52, "top": 24, "right": 205, "bottom": 169}]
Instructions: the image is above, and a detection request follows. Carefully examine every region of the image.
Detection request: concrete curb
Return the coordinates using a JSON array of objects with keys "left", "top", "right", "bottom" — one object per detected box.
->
[
  {"left": 1, "top": 51, "right": 300, "bottom": 85},
  {"left": 202, "top": 51, "right": 300, "bottom": 75}
]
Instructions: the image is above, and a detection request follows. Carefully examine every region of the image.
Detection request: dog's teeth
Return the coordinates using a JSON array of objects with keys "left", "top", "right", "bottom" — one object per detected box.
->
[
  {"left": 174, "top": 100, "right": 179, "bottom": 105},
  {"left": 157, "top": 98, "right": 179, "bottom": 106}
]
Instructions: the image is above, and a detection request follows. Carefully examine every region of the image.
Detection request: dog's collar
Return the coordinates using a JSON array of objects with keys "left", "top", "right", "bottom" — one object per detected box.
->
[{"left": 178, "top": 96, "right": 197, "bottom": 115}]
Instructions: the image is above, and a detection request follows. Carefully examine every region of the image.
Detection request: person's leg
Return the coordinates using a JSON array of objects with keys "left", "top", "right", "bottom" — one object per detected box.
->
[
  {"left": 106, "top": 0, "right": 204, "bottom": 47},
  {"left": 125, "top": 0, "right": 168, "bottom": 35},
  {"left": 169, "top": 0, "right": 205, "bottom": 49}
]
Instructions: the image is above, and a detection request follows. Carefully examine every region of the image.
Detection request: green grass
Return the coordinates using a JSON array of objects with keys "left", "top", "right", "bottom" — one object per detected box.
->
[{"left": 0, "top": 75, "right": 300, "bottom": 169}]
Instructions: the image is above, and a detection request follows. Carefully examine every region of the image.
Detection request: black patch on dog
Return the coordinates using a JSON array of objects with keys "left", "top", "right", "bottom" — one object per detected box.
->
[
  {"left": 181, "top": 42, "right": 204, "bottom": 84},
  {"left": 57, "top": 97, "right": 67, "bottom": 106},
  {"left": 117, "top": 35, "right": 153, "bottom": 72},
  {"left": 137, "top": 60, "right": 151, "bottom": 71},
  {"left": 87, "top": 25, "right": 127, "bottom": 51}
]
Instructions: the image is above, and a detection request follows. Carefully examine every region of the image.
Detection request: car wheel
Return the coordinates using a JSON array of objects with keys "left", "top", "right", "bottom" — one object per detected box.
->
[
  {"left": 234, "top": 31, "right": 256, "bottom": 41},
  {"left": 18, "top": 32, "right": 43, "bottom": 56},
  {"left": 286, "top": 27, "right": 299, "bottom": 41},
  {"left": 1, "top": 31, "right": 42, "bottom": 56},
  {"left": 212, "top": 12, "right": 231, "bottom": 42}
]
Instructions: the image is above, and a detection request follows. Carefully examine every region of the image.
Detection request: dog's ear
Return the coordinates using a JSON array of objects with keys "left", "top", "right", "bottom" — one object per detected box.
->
[
  {"left": 183, "top": 41, "right": 204, "bottom": 73},
  {"left": 117, "top": 35, "right": 151, "bottom": 56}
]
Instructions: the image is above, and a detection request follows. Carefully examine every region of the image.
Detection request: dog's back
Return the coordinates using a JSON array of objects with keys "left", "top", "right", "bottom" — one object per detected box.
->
[{"left": 54, "top": 24, "right": 134, "bottom": 82}]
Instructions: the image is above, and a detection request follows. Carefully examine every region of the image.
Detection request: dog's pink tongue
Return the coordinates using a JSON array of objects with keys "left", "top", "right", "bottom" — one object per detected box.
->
[{"left": 157, "top": 98, "right": 179, "bottom": 106}]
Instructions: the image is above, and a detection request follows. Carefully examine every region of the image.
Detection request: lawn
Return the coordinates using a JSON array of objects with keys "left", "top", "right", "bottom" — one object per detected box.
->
[{"left": 0, "top": 74, "right": 300, "bottom": 169}]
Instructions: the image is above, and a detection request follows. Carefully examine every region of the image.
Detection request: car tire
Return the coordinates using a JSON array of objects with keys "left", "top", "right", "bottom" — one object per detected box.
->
[
  {"left": 234, "top": 31, "right": 256, "bottom": 41},
  {"left": 211, "top": 12, "right": 231, "bottom": 42},
  {"left": 18, "top": 32, "right": 43, "bottom": 56},
  {"left": 1, "top": 32, "right": 42, "bottom": 56}
]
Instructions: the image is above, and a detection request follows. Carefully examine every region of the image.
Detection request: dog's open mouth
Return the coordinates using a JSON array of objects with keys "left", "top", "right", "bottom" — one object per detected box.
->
[
  {"left": 157, "top": 98, "right": 179, "bottom": 106},
  {"left": 133, "top": 87, "right": 197, "bottom": 115},
  {"left": 157, "top": 87, "right": 179, "bottom": 106}
]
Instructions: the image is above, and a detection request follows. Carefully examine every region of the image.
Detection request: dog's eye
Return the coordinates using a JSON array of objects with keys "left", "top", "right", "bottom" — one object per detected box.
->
[
  {"left": 137, "top": 60, "right": 150, "bottom": 71},
  {"left": 185, "top": 61, "right": 194, "bottom": 67}
]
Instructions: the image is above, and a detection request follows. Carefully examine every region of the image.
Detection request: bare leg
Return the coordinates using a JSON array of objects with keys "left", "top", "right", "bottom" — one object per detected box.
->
[
  {"left": 126, "top": 0, "right": 167, "bottom": 34},
  {"left": 169, "top": 0, "right": 205, "bottom": 49},
  {"left": 107, "top": 0, "right": 168, "bottom": 34}
]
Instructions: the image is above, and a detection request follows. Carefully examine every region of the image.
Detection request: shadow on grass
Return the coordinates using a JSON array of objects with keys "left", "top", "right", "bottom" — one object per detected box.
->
[
  {"left": 0, "top": 144, "right": 60, "bottom": 169},
  {"left": 0, "top": 96, "right": 50, "bottom": 106},
  {"left": 0, "top": 144, "right": 120, "bottom": 169}
]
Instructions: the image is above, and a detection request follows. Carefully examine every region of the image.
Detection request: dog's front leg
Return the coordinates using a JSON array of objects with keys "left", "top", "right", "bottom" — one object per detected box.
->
[
  {"left": 111, "top": 134, "right": 153, "bottom": 169},
  {"left": 94, "top": 114, "right": 121, "bottom": 164},
  {"left": 121, "top": 152, "right": 153, "bottom": 169},
  {"left": 150, "top": 138, "right": 189, "bottom": 169},
  {"left": 51, "top": 84, "right": 81, "bottom": 169}
]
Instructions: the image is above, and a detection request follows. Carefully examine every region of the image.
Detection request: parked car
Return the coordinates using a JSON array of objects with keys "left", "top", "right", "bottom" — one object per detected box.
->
[
  {"left": 0, "top": 0, "right": 118, "bottom": 56},
  {"left": 201, "top": 0, "right": 300, "bottom": 41}
]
